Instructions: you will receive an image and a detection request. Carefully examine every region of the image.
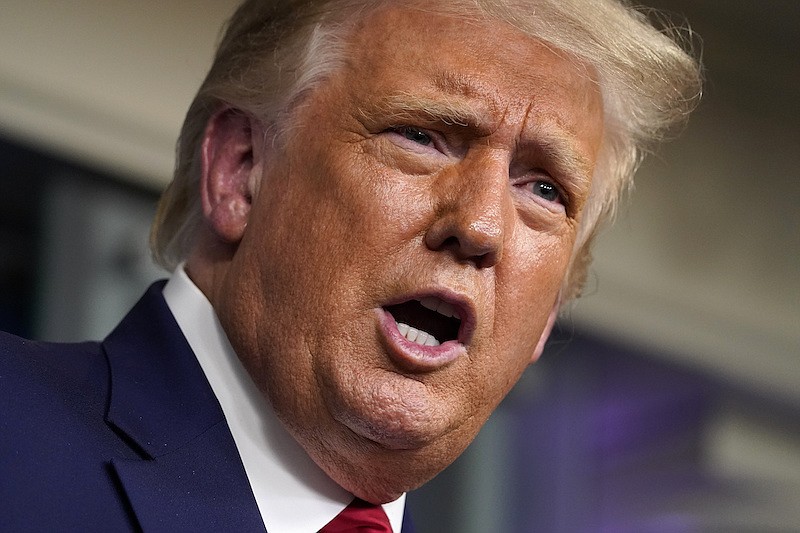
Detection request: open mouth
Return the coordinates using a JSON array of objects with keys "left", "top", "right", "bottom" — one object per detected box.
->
[{"left": 384, "top": 296, "right": 462, "bottom": 347}]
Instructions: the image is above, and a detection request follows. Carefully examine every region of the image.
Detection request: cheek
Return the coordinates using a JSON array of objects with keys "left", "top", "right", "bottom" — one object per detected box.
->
[{"left": 492, "top": 230, "right": 571, "bottom": 353}]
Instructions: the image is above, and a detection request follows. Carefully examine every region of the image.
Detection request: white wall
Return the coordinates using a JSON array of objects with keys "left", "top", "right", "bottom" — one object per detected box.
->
[{"left": 0, "top": 0, "right": 239, "bottom": 188}]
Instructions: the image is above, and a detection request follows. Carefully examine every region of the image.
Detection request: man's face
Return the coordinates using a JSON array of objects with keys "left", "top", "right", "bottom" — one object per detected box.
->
[{"left": 214, "top": 5, "right": 603, "bottom": 500}]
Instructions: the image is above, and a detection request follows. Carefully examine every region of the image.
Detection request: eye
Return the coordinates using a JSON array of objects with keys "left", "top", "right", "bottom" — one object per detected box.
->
[
  {"left": 391, "top": 126, "right": 433, "bottom": 147},
  {"left": 528, "top": 180, "right": 562, "bottom": 204}
]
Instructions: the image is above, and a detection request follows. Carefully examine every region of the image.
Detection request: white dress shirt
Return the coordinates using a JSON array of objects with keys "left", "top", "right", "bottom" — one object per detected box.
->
[{"left": 162, "top": 267, "right": 406, "bottom": 532}]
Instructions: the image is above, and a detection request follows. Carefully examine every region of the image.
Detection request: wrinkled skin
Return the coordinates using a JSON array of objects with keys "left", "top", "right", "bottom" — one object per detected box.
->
[{"left": 187, "top": 4, "right": 604, "bottom": 503}]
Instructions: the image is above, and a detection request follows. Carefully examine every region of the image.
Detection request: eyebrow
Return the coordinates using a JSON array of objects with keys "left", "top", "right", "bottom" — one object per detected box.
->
[
  {"left": 367, "top": 91, "right": 486, "bottom": 132},
  {"left": 434, "top": 72, "right": 595, "bottom": 179},
  {"left": 367, "top": 86, "right": 595, "bottom": 190},
  {"left": 529, "top": 129, "right": 594, "bottom": 192}
]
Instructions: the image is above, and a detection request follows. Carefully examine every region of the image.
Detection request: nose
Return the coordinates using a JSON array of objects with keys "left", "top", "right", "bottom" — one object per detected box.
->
[{"left": 424, "top": 159, "right": 511, "bottom": 268}]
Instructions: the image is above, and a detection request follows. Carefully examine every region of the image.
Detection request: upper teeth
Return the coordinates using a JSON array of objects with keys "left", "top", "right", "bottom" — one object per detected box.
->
[
  {"left": 397, "top": 322, "right": 440, "bottom": 346},
  {"left": 419, "top": 296, "right": 460, "bottom": 319}
]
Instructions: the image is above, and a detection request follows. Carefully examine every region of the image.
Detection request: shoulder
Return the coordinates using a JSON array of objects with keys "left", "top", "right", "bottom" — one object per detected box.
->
[
  {"left": 0, "top": 328, "right": 103, "bottom": 364},
  {"left": 0, "top": 331, "right": 140, "bottom": 529},
  {"left": 0, "top": 329, "right": 112, "bottom": 445},
  {"left": 0, "top": 330, "right": 106, "bottom": 404}
]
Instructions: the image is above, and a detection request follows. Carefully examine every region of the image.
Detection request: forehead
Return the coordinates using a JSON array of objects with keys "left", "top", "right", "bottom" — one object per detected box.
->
[{"left": 339, "top": 4, "right": 604, "bottom": 137}]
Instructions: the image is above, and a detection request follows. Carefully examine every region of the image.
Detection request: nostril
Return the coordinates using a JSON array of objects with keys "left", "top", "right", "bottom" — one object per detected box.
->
[
  {"left": 427, "top": 230, "right": 502, "bottom": 267},
  {"left": 438, "top": 235, "right": 460, "bottom": 251}
]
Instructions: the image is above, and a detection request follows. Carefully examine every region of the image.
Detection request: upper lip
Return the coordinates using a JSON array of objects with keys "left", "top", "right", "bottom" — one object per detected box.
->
[{"left": 384, "top": 288, "right": 477, "bottom": 346}]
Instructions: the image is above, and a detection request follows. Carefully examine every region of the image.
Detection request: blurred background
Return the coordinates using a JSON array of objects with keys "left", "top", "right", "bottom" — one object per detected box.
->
[{"left": 1, "top": 1, "right": 797, "bottom": 531}]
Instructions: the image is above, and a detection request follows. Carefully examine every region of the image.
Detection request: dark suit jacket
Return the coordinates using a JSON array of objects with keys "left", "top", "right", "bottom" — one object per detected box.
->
[{"left": 0, "top": 283, "right": 414, "bottom": 532}]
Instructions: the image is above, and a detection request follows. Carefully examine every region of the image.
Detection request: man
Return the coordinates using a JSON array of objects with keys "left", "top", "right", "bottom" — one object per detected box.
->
[{"left": 0, "top": 0, "right": 701, "bottom": 531}]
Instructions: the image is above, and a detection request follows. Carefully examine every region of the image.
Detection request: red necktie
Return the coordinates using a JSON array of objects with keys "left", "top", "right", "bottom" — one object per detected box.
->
[{"left": 318, "top": 497, "right": 392, "bottom": 532}]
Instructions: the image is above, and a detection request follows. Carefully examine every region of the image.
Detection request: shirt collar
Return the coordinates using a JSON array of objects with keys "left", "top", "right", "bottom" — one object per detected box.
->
[{"left": 162, "top": 266, "right": 406, "bottom": 532}]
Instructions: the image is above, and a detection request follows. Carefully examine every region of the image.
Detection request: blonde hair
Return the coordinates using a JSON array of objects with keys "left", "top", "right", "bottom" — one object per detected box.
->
[{"left": 150, "top": 0, "right": 701, "bottom": 300}]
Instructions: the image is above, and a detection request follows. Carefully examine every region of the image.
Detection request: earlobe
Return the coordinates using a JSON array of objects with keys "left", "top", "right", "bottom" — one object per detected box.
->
[
  {"left": 200, "top": 107, "right": 264, "bottom": 244},
  {"left": 531, "top": 301, "right": 560, "bottom": 363}
]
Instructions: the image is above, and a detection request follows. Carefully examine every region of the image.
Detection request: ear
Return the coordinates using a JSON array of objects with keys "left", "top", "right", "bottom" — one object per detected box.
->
[
  {"left": 200, "top": 107, "right": 265, "bottom": 244},
  {"left": 531, "top": 301, "right": 560, "bottom": 363}
]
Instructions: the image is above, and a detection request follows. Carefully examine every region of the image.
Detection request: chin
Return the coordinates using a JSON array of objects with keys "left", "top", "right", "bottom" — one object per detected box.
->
[
  {"left": 328, "top": 374, "right": 465, "bottom": 451},
  {"left": 339, "top": 410, "right": 447, "bottom": 451},
  {"left": 346, "top": 407, "right": 481, "bottom": 478},
  {"left": 286, "top": 396, "right": 482, "bottom": 504}
]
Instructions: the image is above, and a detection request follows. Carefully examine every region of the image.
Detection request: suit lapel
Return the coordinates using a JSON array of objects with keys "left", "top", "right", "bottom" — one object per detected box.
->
[
  {"left": 401, "top": 513, "right": 416, "bottom": 533},
  {"left": 110, "top": 421, "right": 265, "bottom": 531},
  {"left": 103, "top": 283, "right": 265, "bottom": 531}
]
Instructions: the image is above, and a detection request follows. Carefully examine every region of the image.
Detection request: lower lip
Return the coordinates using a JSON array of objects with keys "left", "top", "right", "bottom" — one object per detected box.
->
[{"left": 376, "top": 308, "right": 466, "bottom": 372}]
